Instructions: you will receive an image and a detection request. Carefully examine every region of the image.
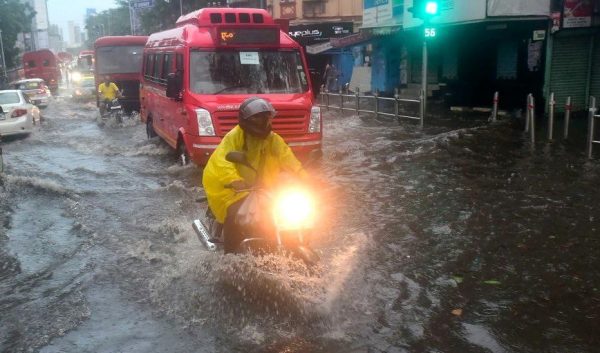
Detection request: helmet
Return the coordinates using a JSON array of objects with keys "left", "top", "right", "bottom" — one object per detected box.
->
[{"left": 238, "top": 97, "right": 276, "bottom": 139}]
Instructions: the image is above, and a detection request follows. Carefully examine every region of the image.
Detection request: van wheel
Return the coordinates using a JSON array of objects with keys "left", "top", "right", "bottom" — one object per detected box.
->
[
  {"left": 146, "top": 117, "right": 157, "bottom": 138},
  {"left": 177, "top": 138, "right": 189, "bottom": 166}
]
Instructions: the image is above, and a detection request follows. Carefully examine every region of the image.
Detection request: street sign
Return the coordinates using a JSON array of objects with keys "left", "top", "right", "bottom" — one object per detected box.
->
[
  {"left": 132, "top": 0, "right": 153, "bottom": 9},
  {"left": 424, "top": 27, "right": 437, "bottom": 38}
]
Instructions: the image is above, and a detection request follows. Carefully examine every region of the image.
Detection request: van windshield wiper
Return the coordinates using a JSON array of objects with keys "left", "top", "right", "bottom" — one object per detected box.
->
[{"left": 213, "top": 84, "right": 248, "bottom": 95}]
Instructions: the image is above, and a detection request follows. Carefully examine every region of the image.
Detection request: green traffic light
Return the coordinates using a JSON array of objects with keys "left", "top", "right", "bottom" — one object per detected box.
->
[{"left": 425, "top": 1, "right": 438, "bottom": 15}]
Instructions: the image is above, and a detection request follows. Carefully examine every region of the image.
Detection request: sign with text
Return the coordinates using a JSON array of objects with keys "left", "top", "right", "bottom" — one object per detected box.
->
[
  {"left": 363, "top": 0, "right": 404, "bottom": 28},
  {"left": 288, "top": 22, "right": 353, "bottom": 46},
  {"left": 563, "top": 0, "right": 594, "bottom": 28}
]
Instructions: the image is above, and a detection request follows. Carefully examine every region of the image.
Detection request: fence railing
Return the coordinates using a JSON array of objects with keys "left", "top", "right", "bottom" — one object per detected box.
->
[
  {"left": 319, "top": 87, "right": 425, "bottom": 128},
  {"left": 587, "top": 96, "right": 599, "bottom": 159}
]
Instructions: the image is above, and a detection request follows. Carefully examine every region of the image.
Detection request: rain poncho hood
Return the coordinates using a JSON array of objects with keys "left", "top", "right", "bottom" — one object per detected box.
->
[{"left": 202, "top": 125, "right": 307, "bottom": 223}]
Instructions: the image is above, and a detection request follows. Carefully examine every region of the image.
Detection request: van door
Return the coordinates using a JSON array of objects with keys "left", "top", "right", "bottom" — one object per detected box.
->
[{"left": 159, "top": 53, "right": 177, "bottom": 140}]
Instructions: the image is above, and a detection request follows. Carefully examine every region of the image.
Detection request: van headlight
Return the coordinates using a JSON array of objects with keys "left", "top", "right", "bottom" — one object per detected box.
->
[
  {"left": 308, "top": 106, "right": 321, "bottom": 133},
  {"left": 195, "top": 108, "right": 215, "bottom": 136}
]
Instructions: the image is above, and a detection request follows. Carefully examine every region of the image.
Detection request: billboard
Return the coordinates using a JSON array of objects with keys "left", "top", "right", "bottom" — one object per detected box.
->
[
  {"left": 363, "top": 0, "right": 404, "bottom": 28},
  {"left": 487, "top": 0, "right": 551, "bottom": 17},
  {"left": 403, "top": 0, "right": 486, "bottom": 29},
  {"left": 289, "top": 22, "right": 353, "bottom": 46}
]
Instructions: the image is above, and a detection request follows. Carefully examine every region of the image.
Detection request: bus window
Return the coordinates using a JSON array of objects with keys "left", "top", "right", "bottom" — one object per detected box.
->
[
  {"left": 161, "top": 53, "right": 173, "bottom": 81},
  {"left": 28, "top": 61, "right": 36, "bottom": 68},
  {"left": 153, "top": 54, "right": 163, "bottom": 80},
  {"left": 144, "top": 54, "right": 153, "bottom": 77}
]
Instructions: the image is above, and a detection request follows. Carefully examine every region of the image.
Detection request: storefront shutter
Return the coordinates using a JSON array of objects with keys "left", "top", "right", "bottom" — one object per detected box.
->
[
  {"left": 549, "top": 35, "right": 590, "bottom": 112},
  {"left": 589, "top": 35, "right": 600, "bottom": 102}
]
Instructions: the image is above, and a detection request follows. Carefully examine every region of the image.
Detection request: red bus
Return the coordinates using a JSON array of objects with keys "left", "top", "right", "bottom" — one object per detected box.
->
[
  {"left": 22, "top": 49, "right": 61, "bottom": 93},
  {"left": 140, "top": 8, "right": 321, "bottom": 166},
  {"left": 94, "top": 36, "right": 148, "bottom": 113}
]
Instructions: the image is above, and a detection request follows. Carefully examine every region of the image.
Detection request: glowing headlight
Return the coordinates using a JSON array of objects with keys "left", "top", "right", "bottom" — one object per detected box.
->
[
  {"left": 195, "top": 108, "right": 215, "bottom": 136},
  {"left": 72, "top": 72, "right": 82, "bottom": 82},
  {"left": 308, "top": 106, "right": 321, "bottom": 133},
  {"left": 274, "top": 188, "right": 315, "bottom": 230}
]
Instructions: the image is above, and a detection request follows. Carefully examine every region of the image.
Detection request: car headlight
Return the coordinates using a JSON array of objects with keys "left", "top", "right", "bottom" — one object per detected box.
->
[
  {"left": 308, "top": 106, "right": 321, "bottom": 133},
  {"left": 274, "top": 188, "right": 315, "bottom": 231},
  {"left": 72, "top": 72, "right": 82, "bottom": 82},
  {"left": 195, "top": 108, "right": 215, "bottom": 136}
]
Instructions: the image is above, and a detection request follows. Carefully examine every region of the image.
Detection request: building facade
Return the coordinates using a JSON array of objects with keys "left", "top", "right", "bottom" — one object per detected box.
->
[
  {"left": 358, "top": 0, "right": 600, "bottom": 112},
  {"left": 16, "top": 0, "right": 51, "bottom": 51},
  {"left": 266, "top": 0, "right": 363, "bottom": 93}
]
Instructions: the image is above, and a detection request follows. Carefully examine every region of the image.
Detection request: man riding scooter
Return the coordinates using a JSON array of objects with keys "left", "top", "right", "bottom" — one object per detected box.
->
[
  {"left": 202, "top": 97, "right": 310, "bottom": 254},
  {"left": 97, "top": 75, "right": 122, "bottom": 116}
]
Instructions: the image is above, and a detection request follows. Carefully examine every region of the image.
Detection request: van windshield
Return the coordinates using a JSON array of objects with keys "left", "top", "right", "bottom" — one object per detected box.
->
[
  {"left": 96, "top": 46, "right": 143, "bottom": 75},
  {"left": 190, "top": 50, "right": 309, "bottom": 95}
]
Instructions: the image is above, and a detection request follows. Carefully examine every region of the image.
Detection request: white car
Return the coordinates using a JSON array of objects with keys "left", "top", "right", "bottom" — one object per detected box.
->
[
  {"left": 11, "top": 78, "right": 52, "bottom": 108},
  {"left": 0, "top": 90, "right": 41, "bottom": 137}
]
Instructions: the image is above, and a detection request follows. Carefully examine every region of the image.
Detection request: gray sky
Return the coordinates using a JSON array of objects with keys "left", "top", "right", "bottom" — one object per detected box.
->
[{"left": 47, "top": 0, "right": 120, "bottom": 37}]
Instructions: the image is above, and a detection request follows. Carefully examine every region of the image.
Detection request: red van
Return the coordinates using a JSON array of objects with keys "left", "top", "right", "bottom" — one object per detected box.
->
[
  {"left": 140, "top": 8, "right": 321, "bottom": 166},
  {"left": 94, "top": 36, "right": 148, "bottom": 113},
  {"left": 22, "top": 49, "right": 61, "bottom": 93}
]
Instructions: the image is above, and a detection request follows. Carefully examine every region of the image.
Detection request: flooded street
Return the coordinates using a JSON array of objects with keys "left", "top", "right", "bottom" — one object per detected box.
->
[{"left": 1, "top": 96, "right": 599, "bottom": 353}]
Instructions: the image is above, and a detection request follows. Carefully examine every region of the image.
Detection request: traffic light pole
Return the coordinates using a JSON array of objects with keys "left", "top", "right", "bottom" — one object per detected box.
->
[{"left": 422, "top": 37, "right": 427, "bottom": 120}]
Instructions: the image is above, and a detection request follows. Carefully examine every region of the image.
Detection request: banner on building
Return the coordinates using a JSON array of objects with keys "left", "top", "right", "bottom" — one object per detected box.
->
[
  {"left": 403, "top": 0, "right": 486, "bottom": 28},
  {"left": 487, "top": 0, "right": 550, "bottom": 17},
  {"left": 289, "top": 22, "right": 353, "bottom": 46},
  {"left": 563, "top": 0, "right": 594, "bottom": 28},
  {"left": 362, "top": 0, "right": 403, "bottom": 28}
]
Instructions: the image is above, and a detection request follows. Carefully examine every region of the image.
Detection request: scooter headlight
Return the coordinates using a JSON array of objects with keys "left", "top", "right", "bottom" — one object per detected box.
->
[{"left": 274, "top": 188, "right": 315, "bottom": 231}]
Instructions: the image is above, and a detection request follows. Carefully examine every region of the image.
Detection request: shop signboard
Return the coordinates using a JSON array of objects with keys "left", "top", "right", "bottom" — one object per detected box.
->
[
  {"left": 403, "top": 0, "right": 486, "bottom": 29},
  {"left": 362, "top": 0, "right": 404, "bottom": 28},
  {"left": 289, "top": 22, "right": 353, "bottom": 46},
  {"left": 563, "top": 0, "right": 594, "bottom": 28}
]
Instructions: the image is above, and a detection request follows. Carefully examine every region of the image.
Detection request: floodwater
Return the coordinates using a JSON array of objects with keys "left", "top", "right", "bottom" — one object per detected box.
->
[{"left": 0, "top": 95, "right": 599, "bottom": 353}]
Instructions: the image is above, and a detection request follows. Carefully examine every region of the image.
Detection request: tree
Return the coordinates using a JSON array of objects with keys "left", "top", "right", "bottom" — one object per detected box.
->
[
  {"left": 84, "top": 5, "right": 132, "bottom": 49},
  {"left": 0, "top": 0, "right": 35, "bottom": 68},
  {"left": 138, "top": 0, "right": 226, "bottom": 34}
]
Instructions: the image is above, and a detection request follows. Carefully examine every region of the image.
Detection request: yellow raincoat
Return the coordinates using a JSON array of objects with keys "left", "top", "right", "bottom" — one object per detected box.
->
[{"left": 202, "top": 125, "right": 307, "bottom": 223}]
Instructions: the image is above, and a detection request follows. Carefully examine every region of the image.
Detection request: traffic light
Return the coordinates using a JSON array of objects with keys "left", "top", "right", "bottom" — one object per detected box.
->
[{"left": 408, "top": 0, "right": 439, "bottom": 20}]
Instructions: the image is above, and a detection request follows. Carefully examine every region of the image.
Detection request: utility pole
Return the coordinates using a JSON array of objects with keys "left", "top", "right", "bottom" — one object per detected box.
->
[
  {"left": 408, "top": 0, "right": 439, "bottom": 121},
  {"left": 0, "top": 30, "right": 7, "bottom": 83},
  {"left": 180, "top": 0, "right": 183, "bottom": 16}
]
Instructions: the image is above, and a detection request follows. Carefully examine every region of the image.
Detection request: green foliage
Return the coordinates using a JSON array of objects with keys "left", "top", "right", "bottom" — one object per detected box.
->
[
  {"left": 138, "top": 0, "right": 225, "bottom": 34},
  {"left": 84, "top": 6, "right": 132, "bottom": 49},
  {"left": 0, "top": 0, "right": 35, "bottom": 68}
]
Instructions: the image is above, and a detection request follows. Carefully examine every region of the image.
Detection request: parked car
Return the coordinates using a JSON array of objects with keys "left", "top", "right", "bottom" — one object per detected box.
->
[
  {"left": 10, "top": 78, "right": 52, "bottom": 108},
  {"left": 72, "top": 75, "right": 96, "bottom": 101},
  {"left": 0, "top": 90, "right": 41, "bottom": 137}
]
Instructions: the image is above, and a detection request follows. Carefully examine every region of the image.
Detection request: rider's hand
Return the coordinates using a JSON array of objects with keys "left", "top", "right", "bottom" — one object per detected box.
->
[{"left": 229, "top": 180, "right": 249, "bottom": 191}]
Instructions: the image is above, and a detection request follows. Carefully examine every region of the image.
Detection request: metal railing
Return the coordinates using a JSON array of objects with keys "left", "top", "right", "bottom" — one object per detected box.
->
[
  {"left": 319, "top": 87, "right": 425, "bottom": 128},
  {"left": 587, "top": 96, "right": 599, "bottom": 159}
]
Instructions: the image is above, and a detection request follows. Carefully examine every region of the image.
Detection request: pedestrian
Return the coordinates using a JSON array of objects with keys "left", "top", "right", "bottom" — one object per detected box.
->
[{"left": 323, "top": 63, "right": 338, "bottom": 93}]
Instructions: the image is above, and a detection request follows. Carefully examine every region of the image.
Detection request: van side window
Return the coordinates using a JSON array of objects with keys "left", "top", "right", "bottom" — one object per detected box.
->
[
  {"left": 153, "top": 54, "right": 163, "bottom": 81},
  {"left": 144, "top": 54, "right": 153, "bottom": 78},
  {"left": 176, "top": 54, "right": 183, "bottom": 72},
  {"left": 161, "top": 53, "right": 173, "bottom": 82}
]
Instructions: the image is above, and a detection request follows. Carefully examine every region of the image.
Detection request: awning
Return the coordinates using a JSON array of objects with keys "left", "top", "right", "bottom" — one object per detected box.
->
[
  {"left": 306, "top": 41, "right": 334, "bottom": 54},
  {"left": 331, "top": 31, "right": 373, "bottom": 48}
]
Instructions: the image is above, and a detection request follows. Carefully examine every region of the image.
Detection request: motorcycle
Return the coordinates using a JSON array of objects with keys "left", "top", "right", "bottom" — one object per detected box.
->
[
  {"left": 193, "top": 151, "right": 320, "bottom": 266},
  {"left": 101, "top": 98, "right": 124, "bottom": 124}
]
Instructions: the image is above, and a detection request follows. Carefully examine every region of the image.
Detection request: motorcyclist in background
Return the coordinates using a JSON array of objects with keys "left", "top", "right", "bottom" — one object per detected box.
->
[
  {"left": 202, "top": 97, "right": 309, "bottom": 254},
  {"left": 97, "top": 75, "right": 121, "bottom": 115}
]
